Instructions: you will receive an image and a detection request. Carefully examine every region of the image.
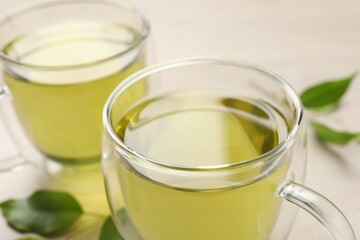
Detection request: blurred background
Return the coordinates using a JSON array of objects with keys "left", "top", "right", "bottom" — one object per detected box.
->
[{"left": 1, "top": 0, "right": 360, "bottom": 239}]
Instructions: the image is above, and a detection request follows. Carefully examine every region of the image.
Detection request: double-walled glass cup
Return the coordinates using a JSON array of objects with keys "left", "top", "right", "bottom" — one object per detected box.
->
[
  {"left": 0, "top": 0, "right": 150, "bottom": 172},
  {"left": 102, "top": 59, "right": 355, "bottom": 240}
]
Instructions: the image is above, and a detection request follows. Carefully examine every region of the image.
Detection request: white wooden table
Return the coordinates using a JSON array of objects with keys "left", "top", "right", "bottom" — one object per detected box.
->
[{"left": 1, "top": 0, "right": 360, "bottom": 239}]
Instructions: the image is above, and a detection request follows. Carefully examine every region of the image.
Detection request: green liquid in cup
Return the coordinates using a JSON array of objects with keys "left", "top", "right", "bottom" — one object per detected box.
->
[
  {"left": 3, "top": 23, "right": 145, "bottom": 163},
  {"left": 114, "top": 90, "right": 289, "bottom": 240}
]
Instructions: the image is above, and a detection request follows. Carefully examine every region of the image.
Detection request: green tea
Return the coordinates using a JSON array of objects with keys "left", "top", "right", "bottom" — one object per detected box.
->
[
  {"left": 114, "top": 90, "right": 289, "bottom": 240},
  {"left": 3, "top": 23, "right": 145, "bottom": 163}
]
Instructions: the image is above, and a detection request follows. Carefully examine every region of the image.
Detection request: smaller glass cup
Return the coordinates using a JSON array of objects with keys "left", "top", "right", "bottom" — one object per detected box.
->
[
  {"left": 0, "top": 0, "right": 150, "bottom": 172},
  {"left": 102, "top": 58, "right": 355, "bottom": 240}
]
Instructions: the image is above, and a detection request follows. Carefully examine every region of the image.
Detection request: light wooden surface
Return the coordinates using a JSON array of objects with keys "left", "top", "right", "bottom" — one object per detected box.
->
[{"left": 1, "top": 0, "right": 360, "bottom": 239}]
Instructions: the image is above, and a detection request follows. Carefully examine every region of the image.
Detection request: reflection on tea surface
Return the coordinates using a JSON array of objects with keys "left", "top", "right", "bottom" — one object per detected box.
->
[{"left": 114, "top": 89, "right": 289, "bottom": 240}]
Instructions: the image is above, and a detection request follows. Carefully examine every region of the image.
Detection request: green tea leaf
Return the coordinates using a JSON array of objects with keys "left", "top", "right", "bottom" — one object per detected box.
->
[
  {"left": 311, "top": 122, "right": 360, "bottom": 145},
  {"left": 300, "top": 74, "right": 355, "bottom": 109},
  {"left": 0, "top": 190, "right": 83, "bottom": 235},
  {"left": 99, "top": 216, "right": 124, "bottom": 240}
]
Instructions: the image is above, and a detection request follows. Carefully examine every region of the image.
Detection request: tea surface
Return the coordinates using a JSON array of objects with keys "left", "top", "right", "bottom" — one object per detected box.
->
[{"left": 114, "top": 90, "right": 289, "bottom": 240}]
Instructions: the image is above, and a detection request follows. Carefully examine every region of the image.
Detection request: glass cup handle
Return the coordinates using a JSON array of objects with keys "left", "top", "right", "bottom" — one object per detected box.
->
[
  {"left": 0, "top": 84, "right": 10, "bottom": 99},
  {"left": 278, "top": 181, "right": 356, "bottom": 240},
  {"left": 0, "top": 84, "right": 38, "bottom": 172}
]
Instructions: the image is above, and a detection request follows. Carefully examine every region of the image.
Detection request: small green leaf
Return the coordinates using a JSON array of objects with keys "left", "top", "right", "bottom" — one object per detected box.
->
[
  {"left": 300, "top": 74, "right": 356, "bottom": 109},
  {"left": 311, "top": 122, "right": 360, "bottom": 145},
  {"left": 0, "top": 190, "right": 83, "bottom": 235},
  {"left": 99, "top": 216, "right": 124, "bottom": 240}
]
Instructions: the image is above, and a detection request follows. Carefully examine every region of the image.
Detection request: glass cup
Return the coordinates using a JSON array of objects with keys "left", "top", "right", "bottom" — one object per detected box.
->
[
  {"left": 102, "top": 59, "right": 355, "bottom": 240},
  {"left": 0, "top": 0, "right": 150, "bottom": 172}
]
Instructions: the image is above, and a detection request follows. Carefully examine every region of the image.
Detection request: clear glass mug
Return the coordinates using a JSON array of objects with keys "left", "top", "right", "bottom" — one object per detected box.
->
[
  {"left": 102, "top": 59, "right": 355, "bottom": 240},
  {"left": 0, "top": 0, "right": 150, "bottom": 172}
]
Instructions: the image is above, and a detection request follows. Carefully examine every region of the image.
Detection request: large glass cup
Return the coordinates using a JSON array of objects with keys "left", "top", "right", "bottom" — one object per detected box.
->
[
  {"left": 0, "top": 0, "right": 150, "bottom": 172},
  {"left": 102, "top": 59, "right": 355, "bottom": 240}
]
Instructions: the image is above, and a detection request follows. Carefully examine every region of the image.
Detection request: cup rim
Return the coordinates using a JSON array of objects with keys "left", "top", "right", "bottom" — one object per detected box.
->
[
  {"left": 0, "top": 0, "right": 150, "bottom": 70},
  {"left": 103, "top": 58, "right": 303, "bottom": 171}
]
